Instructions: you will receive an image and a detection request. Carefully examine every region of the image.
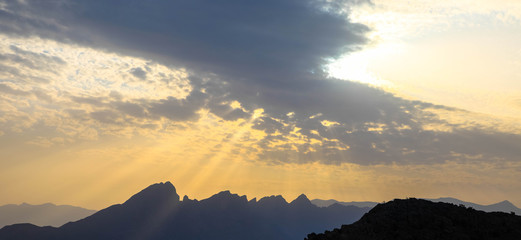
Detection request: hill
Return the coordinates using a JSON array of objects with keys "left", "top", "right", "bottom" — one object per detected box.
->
[
  {"left": 428, "top": 197, "right": 521, "bottom": 215},
  {"left": 306, "top": 198, "right": 521, "bottom": 240},
  {"left": 0, "top": 182, "right": 369, "bottom": 240},
  {"left": 311, "top": 198, "right": 521, "bottom": 215},
  {"left": 0, "top": 203, "right": 96, "bottom": 228}
]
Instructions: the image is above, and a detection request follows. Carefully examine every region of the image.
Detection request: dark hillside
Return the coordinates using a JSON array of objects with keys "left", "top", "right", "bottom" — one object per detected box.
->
[{"left": 306, "top": 198, "right": 521, "bottom": 240}]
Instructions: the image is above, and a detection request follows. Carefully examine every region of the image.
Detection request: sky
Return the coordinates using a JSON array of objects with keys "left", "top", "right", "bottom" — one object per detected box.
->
[{"left": 1, "top": 0, "right": 521, "bottom": 210}]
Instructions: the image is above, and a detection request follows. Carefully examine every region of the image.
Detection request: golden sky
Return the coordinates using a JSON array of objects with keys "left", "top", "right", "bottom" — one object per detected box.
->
[{"left": 1, "top": 0, "right": 521, "bottom": 210}]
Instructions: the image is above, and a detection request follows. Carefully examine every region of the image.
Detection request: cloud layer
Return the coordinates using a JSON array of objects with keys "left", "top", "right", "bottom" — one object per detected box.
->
[{"left": 1, "top": 0, "right": 521, "bottom": 167}]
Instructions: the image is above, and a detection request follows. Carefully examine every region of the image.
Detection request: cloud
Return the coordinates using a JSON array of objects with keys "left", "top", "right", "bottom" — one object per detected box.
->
[
  {"left": 90, "top": 110, "right": 122, "bottom": 124},
  {"left": 148, "top": 90, "right": 206, "bottom": 122},
  {"left": 130, "top": 67, "right": 147, "bottom": 80},
  {"left": 1, "top": 0, "right": 521, "bottom": 167},
  {"left": 208, "top": 100, "right": 251, "bottom": 121},
  {"left": 114, "top": 101, "right": 147, "bottom": 119},
  {"left": 0, "top": 0, "right": 369, "bottom": 81},
  {"left": 71, "top": 96, "right": 106, "bottom": 107},
  {"left": 0, "top": 83, "right": 31, "bottom": 96}
]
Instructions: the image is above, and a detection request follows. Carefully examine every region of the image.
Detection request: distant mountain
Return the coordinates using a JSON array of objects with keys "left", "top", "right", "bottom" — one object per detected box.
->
[
  {"left": 0, "top": 203, "right": 96, "bottom": 228},
  {"left": 311, "top": 197, "right": 521, "bottom": 215},
  {"left": 306, "top": 198, "right": 521, "bottom": 240},
  {"left": 0, "top": 182, "right": 370, "bottom": 240},
  {"left": 311, "top": 199, "right": 378, "bottom": 208},
  {"left": 427, "top": 197, "right": 521, "bottom": 215}
]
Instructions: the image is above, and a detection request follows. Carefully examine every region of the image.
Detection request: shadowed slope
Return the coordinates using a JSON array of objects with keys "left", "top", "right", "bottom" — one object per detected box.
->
[{"left": 306, "top": 198, "right": 521, "bottom": 240}]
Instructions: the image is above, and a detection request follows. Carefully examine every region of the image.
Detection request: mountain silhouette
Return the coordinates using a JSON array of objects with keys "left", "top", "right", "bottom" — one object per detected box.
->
[
  {"left": 0, "top": 203, "right": 96, "bottom": 228},
  {"left": 311, "top": 199, "right": 378, "bottom": 208},
  {"left": 311, "top": 197, "right": 521, "bottom": 215},
  {"left": 428, "top": 197, "right": 521, "bottom": 215},
  {"left": 291, "top": 194, "right": 316, "bottom": 208},
  {"left": 306, "top": 198, "right": 521, "bottom": 240},
  {"left": 0, "top": 182, "right": 370, "bottom": 240}
]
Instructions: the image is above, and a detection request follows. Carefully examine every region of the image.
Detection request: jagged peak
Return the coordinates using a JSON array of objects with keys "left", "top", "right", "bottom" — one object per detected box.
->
[
  {"left": 123, "top": 182, "right": 180, "bottom": 206},
  {"left": 210, "top": 190, "right": 233, "bottom": 198},
  {"left": 257, "top": 195, "right": 288, "bottom": 206},
  {"left": 205, "top": 190, "right": 248, "bottom": 204}
]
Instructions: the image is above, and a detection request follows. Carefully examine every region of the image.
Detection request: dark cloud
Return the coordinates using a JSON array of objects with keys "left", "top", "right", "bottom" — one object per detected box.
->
[
  {"left": 114, "top": 101, "right": 147, "bottom": 118},
  {"left": 0, "top": 0, "right": 369, "bottom": 82},
  {"left": 256, "top": 117, "right": 521, "bottom": 165},
  {"left": 147, "top": 90, "right": 206, "bottom": 122},
  {"left": 90, "top": 110, "right": 121, "bottom": 124},
  {"left": 207, "top": 100, "right": 250, "bottom": 121},
  {"left": 67, "top": 91, "right": 206, "bottom": 123},
  {"left": 253, "top": 117, "right": 287, "bottom": 135},
  {"left": 71, "top": 0, "right": 369, "bottom": 84},
  {"left": 2, "top": 0, "right": 521, "bottom": 165},
  {"left": 130, "top": 67, "right": 147, "bottom": 80},
  {"left": 0, "top": 1, "right": 70, "bottom": 40}
]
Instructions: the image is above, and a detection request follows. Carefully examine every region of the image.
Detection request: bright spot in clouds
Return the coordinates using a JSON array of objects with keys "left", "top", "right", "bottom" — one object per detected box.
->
[
  {"left": 327, "top": 42, "right": 399, "bottom": 87},
  {"left": 328, "top": 0, "right": 521, "bottom": 119}
]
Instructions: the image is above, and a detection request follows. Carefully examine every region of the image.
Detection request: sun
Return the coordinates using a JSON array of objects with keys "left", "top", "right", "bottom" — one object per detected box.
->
[{"left": 326, "top": 44, "right": 396, "bottom": 88}]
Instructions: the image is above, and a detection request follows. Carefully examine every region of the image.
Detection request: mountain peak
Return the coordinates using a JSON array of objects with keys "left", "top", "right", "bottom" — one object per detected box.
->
[
  {"left": 490, "top": 200, "right": 515, "bottom": 207},
  {"left": 210, "top": 190, "right": 233, "bottom": 199},
  {"left": 257, "top": 195, "right": 288, "bottom": 208},
  {"left": 295, "top": 194, "right": 310, "bottom": 201},
  {"left": 489, "top": 200, "right": 520, "bottom": 213},
  {"left": 204, "top": 190, "right": 248, "bottom": 206},
  {"left": 499, "top": 200, "right": 513, "bottom": 205},
  {"left": 123, "top": 182, "right": 180, "bottom": 207},
  {"left": 290, "top": 194, "right": 313, "bottom": 207}
]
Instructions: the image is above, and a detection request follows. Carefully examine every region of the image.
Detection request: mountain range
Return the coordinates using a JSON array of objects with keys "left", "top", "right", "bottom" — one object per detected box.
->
[
  {"left": 0, "top": 182, "right": 370, "bottom": 240},
  {"left": 311, "top": 197, "right": 521, "bottom": 215},
  {"left": 306, "top": 198, "right": 521, "bottom": 240},
  {"left": 0, "top": 203, "right": 96, "bottom": 228},
  {"left": 3, "top": 183, "right": 520, "bottom": 240}
]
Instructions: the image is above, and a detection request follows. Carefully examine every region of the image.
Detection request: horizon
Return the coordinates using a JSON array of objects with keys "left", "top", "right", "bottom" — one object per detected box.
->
[
  {"left": 1, "top": 0, "right": 521, "bottom": 211},
  {"left": 3, "top": 181, "right": 520, "bottom": 212}
]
